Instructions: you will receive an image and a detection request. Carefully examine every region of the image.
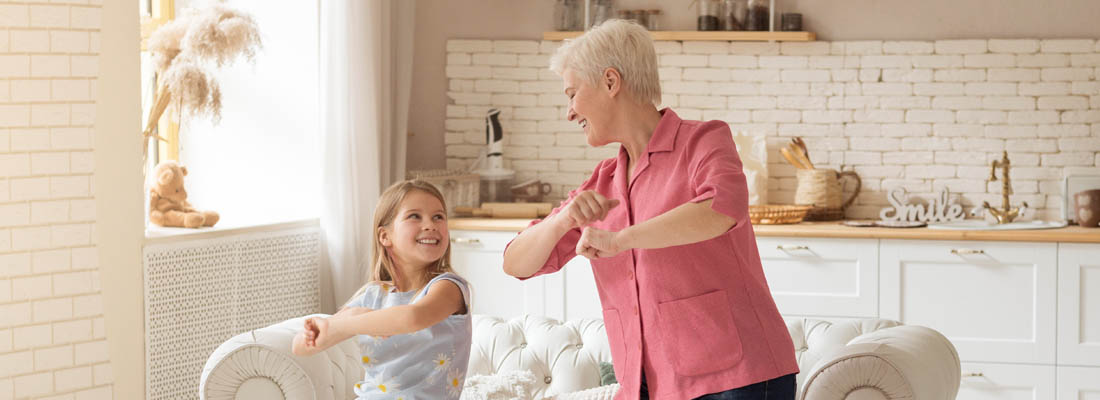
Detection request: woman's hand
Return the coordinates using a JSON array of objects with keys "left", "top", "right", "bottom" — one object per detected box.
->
[
  {"left": 576, "top": 226, "right": 628, "bottom": 259},
  {"left": 554, "top": 190, "right": 620, "bottom": 230}
]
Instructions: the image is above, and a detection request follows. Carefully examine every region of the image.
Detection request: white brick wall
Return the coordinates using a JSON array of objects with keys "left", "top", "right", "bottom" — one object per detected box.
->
[
  {"left": 1, "top": 1, "right": 112, "bottom": 399},
  {"left": 447, "top": 38, "right": 1100, "bottom": 220}
]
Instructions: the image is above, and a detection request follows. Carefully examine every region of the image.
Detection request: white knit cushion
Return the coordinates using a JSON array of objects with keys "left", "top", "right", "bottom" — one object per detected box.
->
[{"left": 461, "top": 370, "right": 539, "bottom": 400}]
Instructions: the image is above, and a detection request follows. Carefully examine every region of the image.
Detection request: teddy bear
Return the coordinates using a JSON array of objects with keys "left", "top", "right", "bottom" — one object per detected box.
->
[{"left": 148, "top": 160, "right": 219, "bottom": 228}]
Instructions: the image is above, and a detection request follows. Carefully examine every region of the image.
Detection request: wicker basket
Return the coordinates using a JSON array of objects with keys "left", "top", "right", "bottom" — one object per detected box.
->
[
  {"left": 407, "top": 169, "right": 480, "bottom": 216},
  {"left": 803, "top": 206, "right": 846, "bottom": 221},
  {"left": 749, "top": 205, "right": 813, "bottom": 225}
]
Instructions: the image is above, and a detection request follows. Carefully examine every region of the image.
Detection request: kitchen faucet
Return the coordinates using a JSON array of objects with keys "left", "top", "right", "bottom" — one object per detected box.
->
[{"left": 982, "top": 151, "right": 1028, "bottom": 224}]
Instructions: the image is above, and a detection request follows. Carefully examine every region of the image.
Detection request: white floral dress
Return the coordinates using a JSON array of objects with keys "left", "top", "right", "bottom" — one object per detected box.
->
[{"left": 348, "top": 273, "right": 472, "bottom": 400}]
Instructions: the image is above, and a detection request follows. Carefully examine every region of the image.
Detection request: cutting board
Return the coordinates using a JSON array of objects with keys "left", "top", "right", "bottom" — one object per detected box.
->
[{"left": 455, "top": 202, "right": 553, "bottom": 218}]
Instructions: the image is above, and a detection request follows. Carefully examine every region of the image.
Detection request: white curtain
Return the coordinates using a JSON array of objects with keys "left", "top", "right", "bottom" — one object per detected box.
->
[{"left": 319, "top": 0, "right": 415, "bottom": 312}]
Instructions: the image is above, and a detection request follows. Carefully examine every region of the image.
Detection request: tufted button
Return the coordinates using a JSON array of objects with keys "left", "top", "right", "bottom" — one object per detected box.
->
[
  {"left": 576, "top": 343, "right": 583, "bottom": 349},
  {"left": 544, "top": 376, "right": 552, "bottom": 384},
  {"left": 520, "top": 342, "right": 527, "bottom": 349}
]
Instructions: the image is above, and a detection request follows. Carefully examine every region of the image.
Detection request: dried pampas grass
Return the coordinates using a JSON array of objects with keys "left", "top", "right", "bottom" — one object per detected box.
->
[
  {"left": 162, "top": 61, "right": 223, "bottom": 123},
  {"left": 145, "top": 0, "right": 261, "bottom": 130}
]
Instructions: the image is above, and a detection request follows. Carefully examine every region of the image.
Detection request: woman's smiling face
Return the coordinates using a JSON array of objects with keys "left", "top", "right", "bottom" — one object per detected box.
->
[
  {"left": 382, "top": 189, "right": 449, "bottom": 269},
  {"left": 563, "top": 68, "right": 615, "bottom": 147}
]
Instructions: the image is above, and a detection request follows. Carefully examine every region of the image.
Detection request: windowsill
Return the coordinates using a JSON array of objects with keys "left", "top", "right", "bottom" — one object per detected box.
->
[{"left": 143, "top": 216, "right": 321, "bottom": 244}]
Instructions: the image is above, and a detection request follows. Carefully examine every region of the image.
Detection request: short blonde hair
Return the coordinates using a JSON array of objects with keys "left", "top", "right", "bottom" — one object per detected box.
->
[{"left": 549, "top": 19, "right": 661, "bottom": 106}]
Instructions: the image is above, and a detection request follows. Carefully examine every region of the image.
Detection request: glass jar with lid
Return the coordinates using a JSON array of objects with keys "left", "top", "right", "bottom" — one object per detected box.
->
[
  {"left": 589, "top": 0, "right": 613, "bottom": 29},
  {"left": 645, "top": 9, "right": 661, "bottom": 31},
  {"left": 744, "top": 0, "right": 769, "bottom": 31},
  {"left": 721, "top": 0, "right": 746, "bottom": 31},
  {"left": 697, "top": 0, "right": 720, "bottom": 31}
]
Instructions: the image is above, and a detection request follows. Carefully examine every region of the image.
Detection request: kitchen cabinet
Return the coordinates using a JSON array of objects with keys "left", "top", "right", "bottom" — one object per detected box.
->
[
  {"left": 881, "top": 240, "right": 1057, "bottom": 365},
  {"left": 450, "top": 225, "right": 1099, "bottom": 390},
  {"left": 1056, "top": 366, "right": 1100, "bottom": 399},
  {"left": 756, "top": 237, "right": 877, "bottom": 318},
  {"left": 1057, "top": 243, "right": 1100, "bottom": 367},
  {"left": 957, "top": 363, "right": 1056, "bottom": 400}
]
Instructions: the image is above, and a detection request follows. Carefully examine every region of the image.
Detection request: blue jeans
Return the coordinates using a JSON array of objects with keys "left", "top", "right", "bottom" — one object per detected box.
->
[{"left": 640, "top": 373, "right": 796, "bottom": 400}]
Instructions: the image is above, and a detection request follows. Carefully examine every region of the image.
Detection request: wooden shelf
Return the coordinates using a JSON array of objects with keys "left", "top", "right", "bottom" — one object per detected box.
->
[{"left": 543, "top": 30, "right": 816, "bottom": 42}]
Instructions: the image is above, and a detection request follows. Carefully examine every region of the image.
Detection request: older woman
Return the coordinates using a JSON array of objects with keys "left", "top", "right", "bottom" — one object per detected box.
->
[{"left": 502, "top": 20, "right": 798, "bottom": 400}]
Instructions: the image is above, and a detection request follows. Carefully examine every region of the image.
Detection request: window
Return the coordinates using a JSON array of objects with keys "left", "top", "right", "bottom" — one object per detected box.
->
[{"left": 140, "top": 0, "right": 321, "bottom": 230}]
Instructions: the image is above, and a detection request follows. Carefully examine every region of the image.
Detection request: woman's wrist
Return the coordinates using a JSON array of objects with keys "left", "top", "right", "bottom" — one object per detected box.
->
[{"left": 613, "top": 226, "right": 634, "bottom": 253}]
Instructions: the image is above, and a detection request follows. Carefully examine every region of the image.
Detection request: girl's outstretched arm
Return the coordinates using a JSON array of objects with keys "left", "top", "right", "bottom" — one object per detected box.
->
[
  {"left": 291, "top": 307, "right": 373, "bottom": 356},
  {"left": 302, "top": 281, "right": 466, "bottom": 352}
]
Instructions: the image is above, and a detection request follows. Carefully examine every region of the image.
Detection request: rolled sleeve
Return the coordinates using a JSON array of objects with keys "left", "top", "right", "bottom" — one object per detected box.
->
[
  {"left": 687, "top": 121, "right": 751, "bottom": 228},
  {"left": 504, "top": 163, "right": 608, "bottom": 280}
]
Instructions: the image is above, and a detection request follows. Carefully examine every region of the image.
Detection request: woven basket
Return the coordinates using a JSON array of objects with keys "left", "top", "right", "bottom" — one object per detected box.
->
[
  {"left": 803, "top": 206, "right": 846, "bottom": 221},
  {"left": 749, "top": 205, "right": 813, "bottom": 225}
]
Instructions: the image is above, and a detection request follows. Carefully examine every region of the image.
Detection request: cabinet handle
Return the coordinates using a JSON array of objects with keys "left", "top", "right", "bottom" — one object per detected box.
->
[
  {"left": 950, "top": 248, "right": 985, "bottom": 255},
  {"left": 450, "top": 237, "right": 481, "bottom": 245},
  {"left": 776, "top": 245, "right": 808, "bottom": 251},
  {"left": 961, "top": 371, "right": 984, "bottom": 378}
]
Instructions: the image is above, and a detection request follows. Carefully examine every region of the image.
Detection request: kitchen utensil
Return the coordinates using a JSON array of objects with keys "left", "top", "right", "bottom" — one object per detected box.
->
[
  {"left": 1074, "top": 189, "right": 1100, "bottom": 228},
  {"left": 787, "top": 142, "right": 815, "bottom": 169},
  {"left": 792, "top": 137, "right": 808, "bottom": 158},
  {"left": 1064, "top": 174, "right": 1100, "bottom": 223},
  {"left": 795, "top": 168, "right": 862, "bottom": 221},
  {"left": 511, "top": 179, "right": 552, "bottom": 203},
  {"left": 780, "top": 146, "right": 809, "bottom": 169},
  {"left": 875, "top": 221, "right": 926, "bottom": 228},
  {"left": 473, "top": 108, "right": 515, "bottom": 203},
  {"left": 454, "top": 202, "right": 553, "bottom": 219},
  {"left": 842, "top": 220, "right": 877, "bottom": 227}
]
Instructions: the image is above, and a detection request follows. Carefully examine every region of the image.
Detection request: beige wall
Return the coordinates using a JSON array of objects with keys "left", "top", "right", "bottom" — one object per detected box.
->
[
  {"left": 0, "top": 0, "right": 120, "bottom": 398},
  {"left": 409, "top": 0, "right": 1100, "bottom": 170}
]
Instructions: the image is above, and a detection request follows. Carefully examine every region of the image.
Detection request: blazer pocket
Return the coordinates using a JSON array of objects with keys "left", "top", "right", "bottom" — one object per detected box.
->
[
  {"left": 657, "top": 290, "right": 744, "bottom": 376},
  {"left": 601, "top": 308, "right": 626, "bottom": 380}
]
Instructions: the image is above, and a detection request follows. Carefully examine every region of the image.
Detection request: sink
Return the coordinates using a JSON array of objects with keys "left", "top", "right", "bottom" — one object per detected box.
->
[{"left": 927, "top": 220, "right": 1068, "bottom": 230}]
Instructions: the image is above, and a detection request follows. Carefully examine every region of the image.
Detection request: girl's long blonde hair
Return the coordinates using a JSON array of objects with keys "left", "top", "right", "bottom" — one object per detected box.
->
[{"left": 369, "top": 179, "right": 454, "bottom": 287}]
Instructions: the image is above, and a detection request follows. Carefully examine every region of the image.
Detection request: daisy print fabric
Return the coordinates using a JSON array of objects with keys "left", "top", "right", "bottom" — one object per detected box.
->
[{"left": 349, "top": 273, "right": 473, "bottom": 400}]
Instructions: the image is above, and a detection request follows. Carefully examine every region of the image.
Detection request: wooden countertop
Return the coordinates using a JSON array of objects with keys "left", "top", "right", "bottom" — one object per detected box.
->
[{"left": 449, "top": 218, "right": 1100, "bottom": 244}]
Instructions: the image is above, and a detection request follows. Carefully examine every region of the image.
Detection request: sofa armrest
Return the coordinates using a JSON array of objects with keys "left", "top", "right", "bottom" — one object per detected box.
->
[
  {"left": 200, "top": 314, "right": 363, "bottom": 400},
  {"left": 800, "top": 325, "right": 961, "bottom": 400}
]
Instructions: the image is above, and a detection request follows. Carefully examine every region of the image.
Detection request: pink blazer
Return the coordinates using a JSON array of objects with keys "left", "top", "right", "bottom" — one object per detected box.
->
[{"left": 509, "top": 109, "right": 798, "bottom": 399}]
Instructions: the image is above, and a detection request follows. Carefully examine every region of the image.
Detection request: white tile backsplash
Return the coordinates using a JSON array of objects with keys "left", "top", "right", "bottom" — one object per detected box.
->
[{"left": 446, "top": 39, "right": 1100, "bottom": 220}]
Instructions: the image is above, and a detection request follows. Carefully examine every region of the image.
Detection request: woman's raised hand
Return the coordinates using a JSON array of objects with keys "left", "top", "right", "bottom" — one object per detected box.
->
[
  {"left": 555, "top": 190, "right": 620, "bottom": 230},
  {"left": 576, "top": 226, "right": 627, "bottom": 259}
]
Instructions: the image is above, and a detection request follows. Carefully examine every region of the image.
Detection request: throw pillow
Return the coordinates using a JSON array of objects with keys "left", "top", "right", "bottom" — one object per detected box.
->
[
  {"left": 598, "top": 361, "right": 617, "bottom": 386},
  {"left": 461, "top": 370, "right": 538, "bottom": 400}
]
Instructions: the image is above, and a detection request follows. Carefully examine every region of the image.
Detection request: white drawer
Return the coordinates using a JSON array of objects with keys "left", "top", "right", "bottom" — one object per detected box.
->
[
  {"left": 757, "top": 237, "right": 878, "bottom": 318},
  {"left": 957, "top": 363, "right": 1055, "bottom": 400},
  {"left": 1057, "top": 366, "right": 1100, "bottom": 400},
  {"left": 881, "top": 240, "right": 1057, "bottom": 364}
]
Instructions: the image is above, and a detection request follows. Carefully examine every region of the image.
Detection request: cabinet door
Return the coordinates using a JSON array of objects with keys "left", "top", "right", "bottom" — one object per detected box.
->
[
  {"left": 1058, "top": 243, "right": 1100, "bottom": 367},
  {"left": 756, "top": 237, "right": 878, "bottom": 318},
  {"left": 449, "top": 230, "right": 563, "bottom": 320},
  {"left": 1057, "top": 366, "right": 1100, "bottom": 400},
  {"left": 881, "top": 240, "right": 1057, "bottom": 364},
  {"left": 957, "top": 363, "right": 1055, "bottom": 400}
]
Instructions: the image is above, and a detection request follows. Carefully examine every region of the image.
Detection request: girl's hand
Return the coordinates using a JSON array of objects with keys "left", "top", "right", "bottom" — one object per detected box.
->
[
  {"left": 576, "top": 226, "right": 627, "bottom": 259},
  {"left": 555, "top": 190, "right": 620, "bottom": 230},
  {"left": 303, "top": 317, "right": 333, "bottom": 349}
]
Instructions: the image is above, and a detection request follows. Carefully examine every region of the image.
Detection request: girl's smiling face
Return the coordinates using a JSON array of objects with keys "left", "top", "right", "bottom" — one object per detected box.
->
[{"left": 380, "top": 189, "right": 449, "bottom": 270}]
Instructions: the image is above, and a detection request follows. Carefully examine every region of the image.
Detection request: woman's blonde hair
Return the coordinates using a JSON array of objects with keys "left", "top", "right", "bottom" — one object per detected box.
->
[
  {"left": 549, "top": 19, "right": 661, "bottom": 106},
  {"left": 369, "top": 179, "right": 454, "bottom": 286}
]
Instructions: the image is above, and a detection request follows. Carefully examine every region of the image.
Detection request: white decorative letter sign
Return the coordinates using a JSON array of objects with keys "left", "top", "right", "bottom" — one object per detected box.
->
[{"left": 879, "top": 188, "right": 965, "bottom": 223}]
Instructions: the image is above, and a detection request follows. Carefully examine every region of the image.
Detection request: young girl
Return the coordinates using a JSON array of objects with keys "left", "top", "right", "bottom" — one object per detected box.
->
[{"left": 293, "top": 179, "right": 472, "bottom": 399}]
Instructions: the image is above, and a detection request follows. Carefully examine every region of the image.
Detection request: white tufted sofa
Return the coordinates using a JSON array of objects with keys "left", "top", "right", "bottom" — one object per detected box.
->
[{"left": 200, "top": 315, "right": 960, "bottom": 400}]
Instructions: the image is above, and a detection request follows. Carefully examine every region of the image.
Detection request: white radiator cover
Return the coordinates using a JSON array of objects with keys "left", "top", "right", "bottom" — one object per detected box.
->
[{"left": 143, "top": 223, "right": 321, "bottom": 400}]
